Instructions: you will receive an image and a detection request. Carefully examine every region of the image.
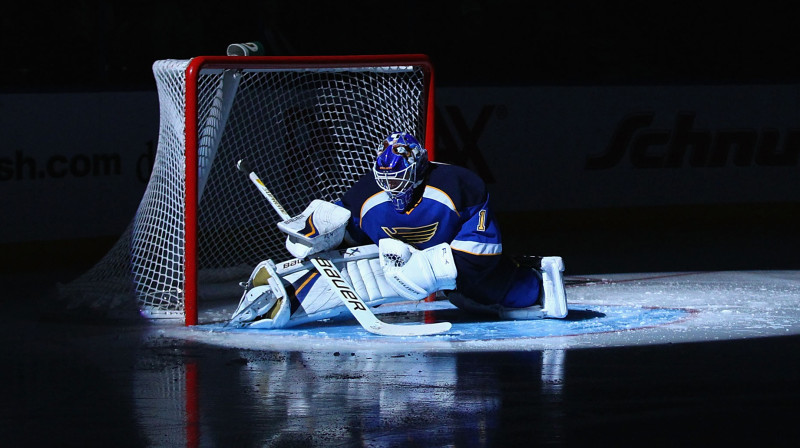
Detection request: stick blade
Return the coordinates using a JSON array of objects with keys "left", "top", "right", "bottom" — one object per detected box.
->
[{"left": 368, "top": 320, "right": 452, "bottom": 337}]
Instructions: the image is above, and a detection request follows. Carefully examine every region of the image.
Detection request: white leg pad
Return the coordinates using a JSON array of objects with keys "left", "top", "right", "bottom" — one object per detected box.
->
[
  {"left": 540, "top": 256, "right": 568, "bottom": 318},
  {"left": 345, "top": 258, "right": 403, "bottom": 303},
  {"left": 230, "top": 260, "right": 291, "bottom": 328}
]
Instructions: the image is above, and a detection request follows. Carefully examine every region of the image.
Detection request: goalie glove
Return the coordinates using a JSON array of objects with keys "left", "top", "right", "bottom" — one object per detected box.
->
[
  {"left": 379, "top": 238, "right": 457, "bottom": 301},
  {"left": 278, "top": 199, "right": 351, "bottom": 259}
]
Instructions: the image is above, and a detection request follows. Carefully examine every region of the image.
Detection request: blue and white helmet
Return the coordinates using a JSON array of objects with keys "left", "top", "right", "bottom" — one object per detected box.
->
[{"left": 373, "top": 132, "right": 429, "bottom": 212}]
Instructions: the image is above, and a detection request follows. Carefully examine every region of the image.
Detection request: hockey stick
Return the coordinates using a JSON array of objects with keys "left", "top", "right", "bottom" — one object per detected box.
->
[
  {"left": 236, "top": 159, "right": 452, "bottom": 336},
  {"left": 274, "top": 245, "right": 378, "bottom": 276}
]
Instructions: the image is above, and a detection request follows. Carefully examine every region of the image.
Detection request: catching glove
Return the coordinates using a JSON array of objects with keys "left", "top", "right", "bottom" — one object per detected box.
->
[{"left": 379, "top": 238, "right": 457, "bottom": 301}]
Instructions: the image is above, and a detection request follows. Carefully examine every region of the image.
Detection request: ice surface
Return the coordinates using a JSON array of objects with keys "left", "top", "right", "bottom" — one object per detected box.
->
[
  {"left": 159, "top": 270, "right": 800, "bottom": 352},
  {"left": 4, "top": 269, "right": 799, "bottom": 446}
]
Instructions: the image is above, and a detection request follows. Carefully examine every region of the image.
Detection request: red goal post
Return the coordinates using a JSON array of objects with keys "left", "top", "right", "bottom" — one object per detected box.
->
[{"left": 58, "top": 54, "right": 436, "bottom": 326}]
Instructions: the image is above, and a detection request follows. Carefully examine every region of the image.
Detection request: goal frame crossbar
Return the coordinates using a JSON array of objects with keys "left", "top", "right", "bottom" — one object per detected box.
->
[{"left": 182, "top": 54, "right": 436, "bottom": 325}]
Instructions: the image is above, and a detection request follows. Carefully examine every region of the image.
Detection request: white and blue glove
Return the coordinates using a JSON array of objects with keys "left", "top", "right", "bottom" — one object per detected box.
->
[
  {"left": 379, "top": 238, "right": 457, "bottom": 301},
  {"left": 278, "top": 200, "right": 351, "bottom": 258}
]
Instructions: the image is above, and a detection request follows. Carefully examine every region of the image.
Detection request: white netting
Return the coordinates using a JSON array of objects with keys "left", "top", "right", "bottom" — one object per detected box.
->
[{"left": 56, "top": 56, "right": 431, "bottom": 322}]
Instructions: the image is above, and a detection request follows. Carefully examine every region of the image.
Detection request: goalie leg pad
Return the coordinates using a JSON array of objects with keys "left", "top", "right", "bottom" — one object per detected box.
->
[
  {"left": 230, "top": 260, "right": 291, "bottom": 328},
  {"left": 498, "top": 256, "right": 567, "bottom": 320},
  {"left": 346, "top": 258, "right": 400, "bottom": 303},
  {"left": 446, "top": 256, "right": 568, "bottom": 321},
  {"left": 280, "top": 258, "right": 407, "bottom": 327},
  {"left": 540, "top": 256, "right": 568, "bottom": 318},
  {"left": 233, "top": 249, "right": 408, "bottom": 329}
]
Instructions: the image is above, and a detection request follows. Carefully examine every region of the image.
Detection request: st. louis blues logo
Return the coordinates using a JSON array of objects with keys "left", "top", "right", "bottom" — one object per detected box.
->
[{"left": 381, "top": 222, "right": 439, "bottom": 245}]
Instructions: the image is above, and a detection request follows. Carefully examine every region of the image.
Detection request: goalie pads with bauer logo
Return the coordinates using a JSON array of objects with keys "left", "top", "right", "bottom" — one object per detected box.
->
[
  {"left": 278, "top": 199, "right": 351, "bottom": 259},
  {"left": 230, "top": 245, "right": 410, "bottom": 329}
]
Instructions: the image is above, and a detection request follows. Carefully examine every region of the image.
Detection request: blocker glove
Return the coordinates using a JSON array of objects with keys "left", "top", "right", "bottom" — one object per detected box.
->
[
  {"left": 379, "top": 238, "right": 457, "bottom": 301},
  {"left": 278, "top": 200, "right": 351, "bottom": 258}
]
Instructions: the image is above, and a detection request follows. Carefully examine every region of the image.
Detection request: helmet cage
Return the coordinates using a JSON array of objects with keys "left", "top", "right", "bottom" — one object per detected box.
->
[
  {"left": 374, "top": 162, "right": 417, "bottom": 211},
  {"left": 372, "top": 133, "right": 428, "bottom": 212}
]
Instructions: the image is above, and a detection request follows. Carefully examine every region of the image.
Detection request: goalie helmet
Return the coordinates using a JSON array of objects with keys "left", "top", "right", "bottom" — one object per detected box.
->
[{"left": 373, "top": 132, "right": 429, "bottom": 212}]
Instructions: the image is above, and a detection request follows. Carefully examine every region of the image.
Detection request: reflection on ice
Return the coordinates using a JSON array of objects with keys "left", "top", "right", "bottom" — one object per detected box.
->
[{"left": 132, "top": 336, "right": 569, "bottom": 447}]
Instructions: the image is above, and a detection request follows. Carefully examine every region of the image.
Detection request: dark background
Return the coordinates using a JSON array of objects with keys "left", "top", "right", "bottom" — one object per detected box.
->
[
  {"left": 3, "top": 7, "right": 798, "bottom": 447},
  {"left": 2, "top": 1, "right": 797, "bottom": 275},
  {"left": 3, "top": 2, "right": 798, "bottom": 90}
]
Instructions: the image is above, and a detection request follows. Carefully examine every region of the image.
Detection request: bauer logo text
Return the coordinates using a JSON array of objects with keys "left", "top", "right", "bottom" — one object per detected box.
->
[{"left": 315, "top": 259, "right": 367, "bottom": 311}]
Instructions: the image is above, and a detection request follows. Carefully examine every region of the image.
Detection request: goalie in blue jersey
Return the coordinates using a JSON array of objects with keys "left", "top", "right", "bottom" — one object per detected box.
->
[{"left": 230, "top": 132, "right": 567, "bottom": 329}]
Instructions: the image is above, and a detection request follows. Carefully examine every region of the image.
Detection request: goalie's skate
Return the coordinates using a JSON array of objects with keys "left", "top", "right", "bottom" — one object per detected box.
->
[
  {"left": 444, "top": 290, "right": 546, "bottom": 320},
  {"left": 229, "top": 260, "right": 290, "bottom": 328},
  {"left": 229, "top": 285, "right": 280, "bottom": 325},
  {"left": 497, "top": 256, "right": 568, "bottom": 320}
]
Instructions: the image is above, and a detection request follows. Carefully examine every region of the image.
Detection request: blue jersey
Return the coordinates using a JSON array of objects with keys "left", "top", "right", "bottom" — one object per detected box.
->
[{"left": 341, "top": 162, "right": 520, "bottom": 304}]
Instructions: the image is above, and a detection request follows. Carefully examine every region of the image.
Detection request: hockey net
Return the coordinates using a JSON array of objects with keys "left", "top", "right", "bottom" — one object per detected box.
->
[{"left": 56, "top": 55, "right": 434, "bottom": 325}]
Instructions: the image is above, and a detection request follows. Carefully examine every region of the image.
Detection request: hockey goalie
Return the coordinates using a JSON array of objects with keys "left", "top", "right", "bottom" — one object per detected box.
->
[{"left": 230, "top": 132, "right": 568, "bottom": 330}]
